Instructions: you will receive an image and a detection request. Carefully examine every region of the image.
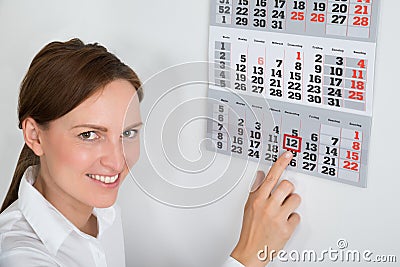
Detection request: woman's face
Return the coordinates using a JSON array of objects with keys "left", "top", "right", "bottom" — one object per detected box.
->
[{"left": 37, "top": 79, "right": 142, "bottom": 209}]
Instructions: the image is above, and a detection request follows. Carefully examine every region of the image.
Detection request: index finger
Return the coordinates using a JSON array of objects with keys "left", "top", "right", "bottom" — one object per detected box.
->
[{"left": 257, "top": 151, "right": 293, "bottom": 196}]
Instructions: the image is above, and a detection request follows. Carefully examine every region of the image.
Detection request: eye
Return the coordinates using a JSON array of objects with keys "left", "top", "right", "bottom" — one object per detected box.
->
[
  {"left": 79, "top": 131, "right": 99, "bottom": 141},
  {"left": 122, "top": 129, "right": 138, "bottom": 139}
]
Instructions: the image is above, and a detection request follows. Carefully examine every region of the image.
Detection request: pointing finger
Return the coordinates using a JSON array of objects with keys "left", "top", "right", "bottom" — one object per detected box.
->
[{"left": 258, "top": 151, "right": 293, "bottom": 197}]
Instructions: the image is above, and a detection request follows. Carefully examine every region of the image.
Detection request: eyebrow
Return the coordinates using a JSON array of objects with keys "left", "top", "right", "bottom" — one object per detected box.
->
[
  {"left": 71, "top": 122, "right": 143, "bottom": 132},
  {"left": 123, "top": 122, "right": 143, "bottom": 130}
]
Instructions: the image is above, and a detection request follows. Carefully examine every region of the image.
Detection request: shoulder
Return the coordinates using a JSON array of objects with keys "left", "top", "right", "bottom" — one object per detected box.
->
[
  {"left": 0, "top": 202, "right": 58, "bottom": 266},
  {"left": 0, "top": 201, "right": 30, "bottom": 235},
  {"left": 0, "top": 246, "right": 58, "bottom": 267},
  {"left": 0, "top": 200, "right": 35, "bottom": 239}
]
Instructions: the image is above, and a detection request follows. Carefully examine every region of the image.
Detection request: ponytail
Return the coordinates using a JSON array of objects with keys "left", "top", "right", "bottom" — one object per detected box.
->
[{"left": 1, "top": 144, "right": 39, "bottom": 213}]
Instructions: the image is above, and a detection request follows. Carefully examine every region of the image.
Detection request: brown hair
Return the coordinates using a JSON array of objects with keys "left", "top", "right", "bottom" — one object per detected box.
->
[{"left": 1, "top": 38, "right": 143, "bottom": 212}]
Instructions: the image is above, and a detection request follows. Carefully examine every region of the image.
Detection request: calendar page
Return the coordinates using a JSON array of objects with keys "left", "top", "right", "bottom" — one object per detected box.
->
[{"left": 207, "top": 0, "right": 380, "bottom": 187}]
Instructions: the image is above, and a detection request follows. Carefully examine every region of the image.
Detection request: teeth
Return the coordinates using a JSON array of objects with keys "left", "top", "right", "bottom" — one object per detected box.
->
[
  {"left": 110, "top": 175, "right": 118, "bottom": 183},
  {"left": 88, "top": 174, "right": 118, "bottom": 184}
]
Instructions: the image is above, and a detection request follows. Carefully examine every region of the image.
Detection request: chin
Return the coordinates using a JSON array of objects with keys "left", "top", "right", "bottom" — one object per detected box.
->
[{"left": 91, "top": 196, "right": 118, "bottom": 209}]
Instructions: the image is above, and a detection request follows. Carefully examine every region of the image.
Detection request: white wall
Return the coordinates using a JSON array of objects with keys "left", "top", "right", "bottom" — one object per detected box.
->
[{"left": 0, "top": 1, "right": 399, "bottom": 267}]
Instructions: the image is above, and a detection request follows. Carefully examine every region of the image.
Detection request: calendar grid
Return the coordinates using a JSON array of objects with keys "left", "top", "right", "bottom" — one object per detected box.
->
[
  {"left": 208, "top": 0, "right": 379, "bottom": 187},
  {"left": 211, "top": 0, "right": 378, "bottom": 42}
]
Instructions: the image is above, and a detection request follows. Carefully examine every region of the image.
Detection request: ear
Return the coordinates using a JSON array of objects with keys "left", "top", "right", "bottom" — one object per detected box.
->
[{"left": 21, "top": 118, "right": 44, "bottom": 157}]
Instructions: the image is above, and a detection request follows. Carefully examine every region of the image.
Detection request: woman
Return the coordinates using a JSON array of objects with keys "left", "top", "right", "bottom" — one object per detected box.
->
[{"left": 0, "top": 39, "right": 300, "bottom": 267}]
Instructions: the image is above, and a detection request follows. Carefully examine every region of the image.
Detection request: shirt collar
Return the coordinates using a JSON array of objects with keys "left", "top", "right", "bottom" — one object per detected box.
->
[{"left": 18, "top": 165, "right": 116, "bottom": 255}]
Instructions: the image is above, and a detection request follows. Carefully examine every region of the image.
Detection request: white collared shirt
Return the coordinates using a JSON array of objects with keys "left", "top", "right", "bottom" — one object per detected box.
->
[
  {"left": 0, "top": 166, "right": 125, "bottom": 267},
  {"left": 222, "top": 257, "right": 244, "bottom": 267}
]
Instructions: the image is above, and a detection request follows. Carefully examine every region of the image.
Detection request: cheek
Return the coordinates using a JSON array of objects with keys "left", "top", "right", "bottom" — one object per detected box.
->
[
  {"left": 44, "top": 136, "right": 97, "bottom": 172},
  {"left": 123, "top": 138, "right": 140, "bottom": 169},
  {"left": 64, "top": 145, "right": 94, "bottom": 166}
]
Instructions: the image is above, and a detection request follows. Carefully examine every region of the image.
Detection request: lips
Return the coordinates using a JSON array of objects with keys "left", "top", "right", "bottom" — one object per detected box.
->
[{"left": 86, "top": 173, "right": 119, "bottom": 184}]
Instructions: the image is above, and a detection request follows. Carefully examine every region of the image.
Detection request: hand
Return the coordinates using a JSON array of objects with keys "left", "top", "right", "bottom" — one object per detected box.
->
[{"left": 231, "top": 151, "right": 301, "bottom": 267}]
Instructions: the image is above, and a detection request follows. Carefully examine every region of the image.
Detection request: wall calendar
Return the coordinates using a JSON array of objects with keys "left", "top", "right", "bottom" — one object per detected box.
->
[{"left": 207, "top": 0, "right": 380, "bottom": 187}]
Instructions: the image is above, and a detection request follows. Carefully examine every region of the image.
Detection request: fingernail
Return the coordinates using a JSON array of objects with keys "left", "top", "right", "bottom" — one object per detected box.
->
[
  {"left": 284, "top": 151, "right": 293, "bottom": 159},
  {"left": 250, "top": 171, "right": 264, "bottom": 192}
]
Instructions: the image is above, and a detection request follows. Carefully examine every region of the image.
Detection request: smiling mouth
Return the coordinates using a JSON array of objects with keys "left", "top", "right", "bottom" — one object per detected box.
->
[{"left": 86, "top": 174, "right": 119, "bottom": 184}]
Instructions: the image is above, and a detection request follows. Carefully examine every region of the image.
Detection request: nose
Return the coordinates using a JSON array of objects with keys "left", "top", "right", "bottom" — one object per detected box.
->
[{"left": 100, "top": 139, "right": 125, "bottom": 173}]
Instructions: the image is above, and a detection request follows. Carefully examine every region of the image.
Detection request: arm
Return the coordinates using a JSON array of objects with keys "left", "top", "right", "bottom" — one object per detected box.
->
[{"left": 231, "top": 152, "right": 301, "bottom": 267}]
